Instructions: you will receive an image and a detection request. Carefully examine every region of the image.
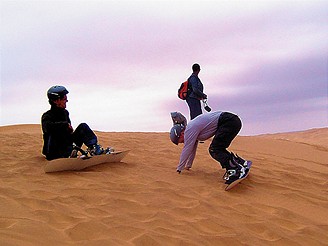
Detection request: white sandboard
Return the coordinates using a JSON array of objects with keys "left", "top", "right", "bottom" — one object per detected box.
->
[{"left": 44, "top": 150, "right": 129, "bottom": 173}]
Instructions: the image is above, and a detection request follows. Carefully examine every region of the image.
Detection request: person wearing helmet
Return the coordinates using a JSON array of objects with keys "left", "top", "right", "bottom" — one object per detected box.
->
[
  {"left": 169, "top": 111, "right": 251, "bottom": 185},
  {"left": 41, "top": 85, "right": 104, "bottom": 160}
]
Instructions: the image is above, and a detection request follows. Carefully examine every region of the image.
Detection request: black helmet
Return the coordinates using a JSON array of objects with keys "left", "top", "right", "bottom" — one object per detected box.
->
[
  {"left": 47, "top": 85, "right": 69, "bottom": 101},
  {"left": 170, "top": 124, "right": 185, "bottom": 145}
]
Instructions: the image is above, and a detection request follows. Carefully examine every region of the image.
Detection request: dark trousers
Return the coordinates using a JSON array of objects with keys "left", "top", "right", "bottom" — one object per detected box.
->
[
  {"left": 209, "top": 112, "right": 242, "bottom": 169},
  {"left": 44, "top": 123, "right": 98, "bottom": 160},
  {"left": 186, "top": 97, "right": 202, "bottom": 120},
  {"left": 72, "top": 123, "right": 98, "bottom": 148}
]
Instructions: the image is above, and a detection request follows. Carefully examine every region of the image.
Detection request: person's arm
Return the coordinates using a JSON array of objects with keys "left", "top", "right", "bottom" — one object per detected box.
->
[
  {"left": 176, "top": 128, "right": 199, "bottom": 172},
  {"left": 41, "top": 112, "right": 71, "bottom": 134},
  {"left": 177, "top": 141, "right": 197, "bottom": 172}
]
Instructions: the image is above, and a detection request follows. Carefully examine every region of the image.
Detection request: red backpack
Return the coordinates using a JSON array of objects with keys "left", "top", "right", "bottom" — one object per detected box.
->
[{"left": 178, "top": 80, "right": 190, "bottom": 100}]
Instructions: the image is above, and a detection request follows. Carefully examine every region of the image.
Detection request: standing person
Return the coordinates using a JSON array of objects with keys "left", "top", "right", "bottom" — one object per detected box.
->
[
  {"left": 41, "top": 85, "right": 105, "bottom": 160},
  {"left": 169, "top": 111, "right": 251, "bottom": 185},
  {"left": 186, "top": 63, "right": 207, "bottom": 120}
]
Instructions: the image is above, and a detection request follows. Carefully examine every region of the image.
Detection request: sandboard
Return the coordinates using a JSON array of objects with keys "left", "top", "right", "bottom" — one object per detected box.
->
[
  {"left": 44, "top": 150, "right": 129, "bottom": 173},
  {"left": 225, "top": 161, "right": 252, "bottom": 191}
]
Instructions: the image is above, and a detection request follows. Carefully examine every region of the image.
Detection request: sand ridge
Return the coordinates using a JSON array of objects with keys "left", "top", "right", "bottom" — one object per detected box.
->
[{"left": 0, "top": 125, "right": 327, "bottom": 245}]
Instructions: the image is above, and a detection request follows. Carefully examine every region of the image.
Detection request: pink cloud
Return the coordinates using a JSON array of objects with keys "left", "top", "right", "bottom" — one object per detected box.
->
[{"left": 1, "top": 1, "right": 327, "bottom": 134}]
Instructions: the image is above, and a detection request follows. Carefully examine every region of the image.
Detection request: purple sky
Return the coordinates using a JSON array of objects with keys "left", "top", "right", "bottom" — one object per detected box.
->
[{"left": 1, "top": 0, "right": 327, "bottom": 135}]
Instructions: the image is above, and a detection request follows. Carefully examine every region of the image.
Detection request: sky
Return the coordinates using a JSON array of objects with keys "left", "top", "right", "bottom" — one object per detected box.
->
[{"left": 1, "top": 0, "right": 327, "bottom": 135}]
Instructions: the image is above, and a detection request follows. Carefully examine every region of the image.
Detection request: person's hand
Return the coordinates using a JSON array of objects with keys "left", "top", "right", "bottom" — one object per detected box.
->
[{"left": 68, "top": 123, "right": 74, "bottom": 133}]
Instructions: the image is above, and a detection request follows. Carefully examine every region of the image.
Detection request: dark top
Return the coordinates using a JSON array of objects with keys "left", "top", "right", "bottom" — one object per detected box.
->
[
  {"left": 41, "top": 106, "right": 73, "bottom": 160},
  {"left": 188, "top": 73, "right": 207, "bottom": 100}
]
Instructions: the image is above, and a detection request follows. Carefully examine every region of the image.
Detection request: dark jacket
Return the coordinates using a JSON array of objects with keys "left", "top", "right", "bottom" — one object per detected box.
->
[
  {"left": 41, "top": 106, "right": 73, "bottom": 160},
  {"left": 188, "top": 73, "right": 207, "bottom": 100}
]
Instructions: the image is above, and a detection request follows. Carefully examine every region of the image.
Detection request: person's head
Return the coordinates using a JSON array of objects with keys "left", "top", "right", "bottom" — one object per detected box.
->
[
  {"left": 192, "top": 63, "right": 201, "bottom": 73},
  {"left": 170, "top": 124, "right": 185, "bottom": 145},
  {"left": 47, "top": 85, "right": 69, "bottom": 108}
]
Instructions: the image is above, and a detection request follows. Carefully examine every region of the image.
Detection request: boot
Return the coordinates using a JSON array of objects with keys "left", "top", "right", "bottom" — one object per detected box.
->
[
  {"left": 222, "top": 153, "right": 247, "bottom": 184},
  {"left": 231, "top": 152, "right": 248, "bottom": 168},
  {"left": 88, "top": 144, "right": 104, "bottom": 156}
]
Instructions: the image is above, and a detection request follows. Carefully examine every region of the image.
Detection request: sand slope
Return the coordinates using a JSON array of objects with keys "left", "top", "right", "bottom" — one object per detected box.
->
[{"left": 0, "top": 125, "right": 327, "bottom": 245}]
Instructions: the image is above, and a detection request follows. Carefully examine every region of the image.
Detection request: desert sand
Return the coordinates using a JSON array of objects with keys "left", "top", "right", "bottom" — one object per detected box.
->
[{"left": 0, "top": 124, "right": 327, "bottom": 245}]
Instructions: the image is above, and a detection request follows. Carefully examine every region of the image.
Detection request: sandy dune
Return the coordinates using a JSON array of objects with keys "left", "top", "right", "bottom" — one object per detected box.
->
[{"left": 0, "top": 124, "right": 327, "bottom": 245}]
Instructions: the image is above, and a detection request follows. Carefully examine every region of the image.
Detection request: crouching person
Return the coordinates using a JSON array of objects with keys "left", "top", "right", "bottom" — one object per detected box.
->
[{"left": 169, "top": 111, "right": 251, "bottom": 185}]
